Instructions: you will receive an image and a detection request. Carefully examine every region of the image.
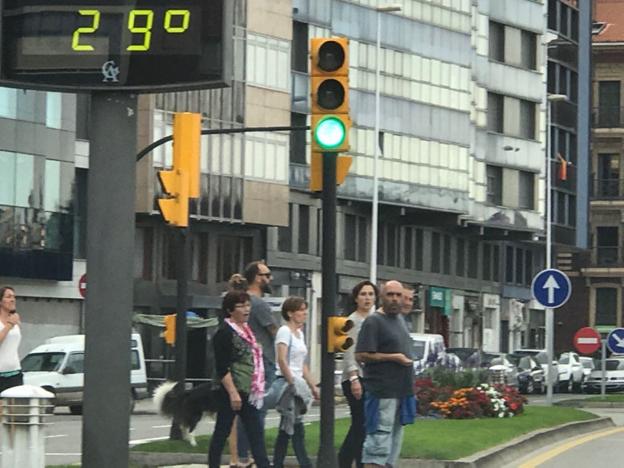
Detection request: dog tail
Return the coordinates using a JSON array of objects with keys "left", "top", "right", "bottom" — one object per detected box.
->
[{"left": 152, "top": 381, "right": 179, "bottom": 417}]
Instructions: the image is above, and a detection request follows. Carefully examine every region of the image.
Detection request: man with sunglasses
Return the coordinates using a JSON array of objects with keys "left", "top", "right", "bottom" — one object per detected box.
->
[{"left": 236, "top": 260, "right": 278, "bottom": 466}]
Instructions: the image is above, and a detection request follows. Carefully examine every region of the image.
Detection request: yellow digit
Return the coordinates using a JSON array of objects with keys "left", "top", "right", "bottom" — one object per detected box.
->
[
  {"left": 164, "top": 10, "right": 190, "bottom": 33},
  {"left": 72, "top": 10, "right": 100, "bottom": 52},
  {"left": 127, "top": 10, "right": 154, "bottom": 51}
]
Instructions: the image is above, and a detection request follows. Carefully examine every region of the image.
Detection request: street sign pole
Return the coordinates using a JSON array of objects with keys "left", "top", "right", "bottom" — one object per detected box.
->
[
  {"left": 318, "top": 152, "right": 337, "bottom": 468},
  {"left": 601, "top": 339, "right": 606, "bottom": 397},
  {"left": 82, "top": 93, "right": 137, "bottom": 468},
  {"left": 546, "top": 306, "right": 554, "bottom": 406}
]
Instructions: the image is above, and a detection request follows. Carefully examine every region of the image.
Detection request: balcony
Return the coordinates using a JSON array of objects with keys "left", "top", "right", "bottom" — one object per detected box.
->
[
  {"left": 596, "top": 246, "right": 619, "bottom": 266},
  {"left": 593, "top": 106, "right": 624, "bottom": 128},
  {"left": 592, "top": 178, "right": 624, "bottom": 199}
]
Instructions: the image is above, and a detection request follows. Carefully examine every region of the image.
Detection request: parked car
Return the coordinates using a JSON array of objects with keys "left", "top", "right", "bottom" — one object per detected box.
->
[
  {"left": 410, "top": 333, "right": 446, "bottom": 375},
  {"left": 508, "top": 354, "right": 545, "bottom": 394},
  {"left": 557, "top": 352, "right": 584, "bottom": 392},
  {"left": 579, "top": 356, "right": 595, "bottom": 382},
  {"left": 22, "top": 333, "right": 148, "bottom": 414},
  {"left": 487, "top": 354, "right": 518, "bottom": 387},
  {"left": 585, "top": 357, "right": 624, "bottom": 393},
  {"left": 447, "top": 347, "right": 485, "bottom": 368},
  {"left": 513, "top": 349, "right": 560, "bottom": 389}
]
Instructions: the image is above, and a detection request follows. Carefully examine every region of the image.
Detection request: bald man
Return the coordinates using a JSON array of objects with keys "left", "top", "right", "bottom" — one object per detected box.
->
[{"left": 355, "top": 280, "right": 416, "bottom": 468}]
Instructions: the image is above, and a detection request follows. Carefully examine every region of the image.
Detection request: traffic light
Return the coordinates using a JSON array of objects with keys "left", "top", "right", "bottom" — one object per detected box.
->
[
  {"left": 309, "top": 152, "right": 353, "bottom": 192},
  {"left": 310, "top": 37, "right": 350, "bottom": 153},
  {"left": 162, "top": 314, "right": 176, "bottom": 345},
  {"left": 157, "top": 112, "right": 201, "bottom": 227},
  {"left": 327, "top": 316, "right": 354, "bottom": 353}
]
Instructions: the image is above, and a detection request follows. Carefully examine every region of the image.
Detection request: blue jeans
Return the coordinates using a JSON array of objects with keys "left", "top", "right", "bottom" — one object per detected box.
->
[
  {"left": 362, "top": 397, "right": 404, "bottom": 467},
  {"left": 237, "top": 361, "right": 275, "bottom": 460},
  {"left": 208, "top": 389, "right": 269, "bottom": 468}
]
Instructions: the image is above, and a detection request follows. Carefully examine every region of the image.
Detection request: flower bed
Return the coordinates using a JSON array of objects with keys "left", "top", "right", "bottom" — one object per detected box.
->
[{"left": 415, "top": 377, "right": 527, "bottom": 419}]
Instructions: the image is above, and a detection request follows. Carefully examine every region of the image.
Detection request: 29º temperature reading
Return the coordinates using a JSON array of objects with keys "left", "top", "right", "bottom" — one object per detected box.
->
[{"left": 72, "top": 9, "right": 191, "bottom": 52}]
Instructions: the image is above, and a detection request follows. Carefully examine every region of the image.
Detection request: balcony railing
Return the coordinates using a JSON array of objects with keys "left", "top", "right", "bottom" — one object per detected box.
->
[
  {"left": 596, "top": 247, "right": 619, "bottom": 266},
  {"left": 593, "top": 106, "right": 624, "bottom": 128},
  {"left": 592, "top": 178, "right": 624, "bottom": 199}
]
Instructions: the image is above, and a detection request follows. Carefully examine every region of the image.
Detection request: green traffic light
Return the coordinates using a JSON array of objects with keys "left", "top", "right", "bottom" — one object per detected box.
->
[{"left": 314, "top": 116, "right": 346, "bottom": 150}]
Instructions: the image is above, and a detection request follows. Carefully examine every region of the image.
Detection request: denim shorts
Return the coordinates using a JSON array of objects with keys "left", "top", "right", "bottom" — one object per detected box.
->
[{"left": 362, "top": 397, "right": 403, "bottom": 466}]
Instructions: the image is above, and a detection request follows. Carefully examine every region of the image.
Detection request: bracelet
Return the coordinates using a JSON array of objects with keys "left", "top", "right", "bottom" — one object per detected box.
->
[{"left": 349, "top": 375, "right": 359, "bottom": 382}]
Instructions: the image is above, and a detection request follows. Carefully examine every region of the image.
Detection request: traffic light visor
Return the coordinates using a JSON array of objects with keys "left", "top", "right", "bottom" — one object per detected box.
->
[
  {"left": 318, "top": 41, "right": 346, "bottom": 72},
  {"left": 314, "top": 116, "right": 346, "bottom": 150},
  {"left": 317, "top": 79, "right": 345, "bottom": 110}
]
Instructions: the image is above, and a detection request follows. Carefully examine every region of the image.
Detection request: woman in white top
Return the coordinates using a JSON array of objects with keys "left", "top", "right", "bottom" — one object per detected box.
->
[
  {"left": 272, "top": 296, "right": 319, "bottom": 468},
  {"left": 339, "top": 280, "right": 378, "bottom": 468},
  {"left": 0, "top": 286, "right": 22, "bottom": 394}
]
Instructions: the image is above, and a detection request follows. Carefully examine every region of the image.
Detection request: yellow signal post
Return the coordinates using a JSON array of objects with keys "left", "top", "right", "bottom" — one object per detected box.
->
[
  {"left": 163, "top": 314, "right": 176, "bottom": 345},
  {"left": 327, "top": 316, "right": 354, "bottom": 353},
  {"left": 309, "top": 37, "right": 351, "bottom": 154},
  {"left": 157, "top": 112, "right": 201, "bottom": 227},
  {"left": 310, "top": 152, "right": 353, "bottom": 192}
]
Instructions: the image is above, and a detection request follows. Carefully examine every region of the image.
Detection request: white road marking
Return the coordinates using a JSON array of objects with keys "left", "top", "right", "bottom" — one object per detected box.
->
[
  {"left": 45, "top": 434, "right": 68, "bottom": 439},
  {"left": 129, "top": 436, "right": 170, "bottom": 445}
]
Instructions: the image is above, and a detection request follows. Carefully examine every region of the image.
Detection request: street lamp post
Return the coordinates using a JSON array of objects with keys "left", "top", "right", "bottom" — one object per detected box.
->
[
  {"left": 545, "top": 93, "right": 568, "bottom": 406},
  {"left": 370, "top": 4, "right": 401, "bottom": 284}
]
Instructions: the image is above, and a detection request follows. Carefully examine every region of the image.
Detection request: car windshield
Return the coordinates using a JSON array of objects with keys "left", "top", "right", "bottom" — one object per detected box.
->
[
  {"left": 559, "top": 355, "right": 570, "bottom": 364},
  {"left": 582, "top": 360, "right": 594, "bottom": 369},
  {"left": 509, "top": 355, "right": 533, "bottom": 370},
  {"left": 411, "top": 340, "right": 425, "bottom": 360},
  {"left": 534, "top": 352, "right": 549, "bottom": 365},
  {"left": 605, "top": 359, "right": 624, "bottom": 371},
  {"left": 21, "top": 352, "right": 65, "bottom": 372}
]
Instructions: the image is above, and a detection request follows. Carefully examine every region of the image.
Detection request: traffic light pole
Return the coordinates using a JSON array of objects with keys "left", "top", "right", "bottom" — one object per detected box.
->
[
  {"left": 318, "top": 152, "right": 338, "bottom": 468},
  {"left": 169, "top": 227, "right": 190, "bottom": 440}
]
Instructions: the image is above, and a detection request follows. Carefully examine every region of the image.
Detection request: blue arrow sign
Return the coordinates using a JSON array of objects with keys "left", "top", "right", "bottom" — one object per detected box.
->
[
  {"left": 607, "top": 328, "right": 624, "bottom": 354},
  {"left": 531, "top": 269, "right": 571, "bottom": 308}
]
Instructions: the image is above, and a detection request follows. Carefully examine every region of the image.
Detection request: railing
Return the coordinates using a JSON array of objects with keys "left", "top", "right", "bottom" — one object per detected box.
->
[
  {"left": 593, "top": 106, "right": 624, "bottom": 128},
  {"left": 592, "top": 178, "right": 624, "bottom": 199}
]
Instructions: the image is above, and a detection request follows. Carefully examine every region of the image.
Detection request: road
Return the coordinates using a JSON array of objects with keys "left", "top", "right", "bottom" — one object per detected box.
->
[{"left": 39, "top": 401, "right": 350, "bottom": 466}]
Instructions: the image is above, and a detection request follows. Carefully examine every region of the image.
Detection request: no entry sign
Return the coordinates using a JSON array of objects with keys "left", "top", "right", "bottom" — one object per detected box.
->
[
  {"left": 573, "top": 327, "right": 601, "bottom": 355},
  {"left": 79, "top": 274, "right": 87, "bottom": 299}
]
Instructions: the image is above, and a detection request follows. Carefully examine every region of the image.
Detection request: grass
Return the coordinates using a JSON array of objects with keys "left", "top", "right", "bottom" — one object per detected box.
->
[
  {"left": 131, "top": 406, "right": 597, "bottom": 460},
  {"left": 584, "top": 394, "right": 624, "bottom": 402}
]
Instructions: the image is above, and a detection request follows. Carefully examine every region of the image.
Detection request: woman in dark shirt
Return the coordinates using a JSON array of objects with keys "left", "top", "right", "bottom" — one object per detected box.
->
[{"left": 208, "top": 290, "right": 270, "bottom": 468}]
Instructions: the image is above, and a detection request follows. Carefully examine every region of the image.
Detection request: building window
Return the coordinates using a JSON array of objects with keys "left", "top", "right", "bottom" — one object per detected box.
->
[
  {"left": 524, "top": 250, "right": 533, "bottom": 286},
  {"left": 483, "top": 244, "right": 491, "bottom": 281},
  {"left": 467, "top": 241, "right": 478, "bottom": 279},
  {"left": 290, "top": 112, "right": 307, "bottom": 164},
  {"left": 515, "top": 248, "right": 524, "bottom": 285},
  {"left": 246, "top": 33, "right": 290, "bottom": 91},
  {"left": 597, "top": 154, "right": 620, "bottom": 197},
  {"left": 298, "top": 205, "right": 310, "bottom": 254},
  {"left": 344, "top": 214, "right": 356, "bottom": 261},
  {"left": 162, "top": 229, "right": 177, "bottom": 280},
  {"left": 519, "top": 100, "right": 536, "bottom": 140},
  {"left": 358, "top": 216, "right": 367, "bottom": 262},
  {"left": 520, "top": 30, "right": 537, "bottom": 70},
  {"left": 216, "top": 235, "right": 253, "bottom": 282},
  {"left": 387, "top": 224, "right": 398, "bottom": 267},
  {"left": 596, "top": 226, "right": 618, "bottom": 265},
  {"left": 456, "top": 238, "right": 465, "bottom": 277},
  {"left": 415, "top": 228, "right": 424, "bottom": 270},
  {"left": 596, "top": 288, "right": 617, "bottom": 326},
  {"left": 403, "top": 227, "right": 413, "bottom": 269},
  {"left": 487, "top": 165, "right": 503, "bottom": 205},
  {"left": 519, "top": 171, "right": 535, "bottom": 209},
  {"left": 492, "top": 245, "right": 500, "bottom": 282},
  {"left": 198, "top": 232, "right": 209, "bottom": 283},
  {"left": 0, "top": 88, "right": 17, "bottom": 118},
  {"left": 489, "top": 21, "right": 505, "bottom": 62},
  {"left": 598, "top": 81, "right": 621, "bottom": 128},
  {"left": 431, "top": 232, "right": 441, "bottom": 273},
  {"left": 443, "top": 235, "right": 451, "bottom": 275},
  {"left": 505, "top": 246, "right": 514, "bottom": 283},
  {"left": 487, "top": 93, "right": 504, "bottom": 133},
  {"left": 46, "top": 93, "right": 62, "bottom": 129}
]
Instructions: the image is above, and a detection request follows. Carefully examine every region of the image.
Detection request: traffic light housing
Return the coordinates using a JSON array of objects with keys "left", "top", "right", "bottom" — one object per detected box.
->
[
  {"left": 310, "top": 37, "right": 350, "bottom": 153},
  {"left": 327, "top": 316, "right": 354, "bottom": 353},
  {"left": 162, "top": 314, "right": 176, "bottom": 345},
  {"left": 309, "top": 152, "right": 353, "bottom": 192},
  {"left": 157, "top": 112, "right": 201, "bottom": 227}
]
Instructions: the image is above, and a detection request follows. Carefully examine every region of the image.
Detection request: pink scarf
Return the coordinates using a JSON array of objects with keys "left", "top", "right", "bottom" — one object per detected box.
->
[{"left": 225, "top": 318, "right": 265, "bottom": 409}]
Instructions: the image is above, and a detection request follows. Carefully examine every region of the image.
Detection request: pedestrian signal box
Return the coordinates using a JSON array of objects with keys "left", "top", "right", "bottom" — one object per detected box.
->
[{"left": 327, "top": 317, "right": 354, "bottom": 353}]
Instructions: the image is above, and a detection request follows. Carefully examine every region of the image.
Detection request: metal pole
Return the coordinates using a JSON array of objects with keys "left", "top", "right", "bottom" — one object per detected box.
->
[
  {"left": 601, "top": 339, "right": 606, "bottom": 397},
  {"left": 317, "top": 152, "right": 337, "bottom": 468},
  {"left": 370, "top": 10, "right": 381, "bottom": 284},
  {"left": 169, "top": 227, "right": 189, "bottom": 440},
  {"left": 545, "top": 98, "right": 554, "bottom": 406},
  {"left": 82, "top": 93, "right": 136, "bottom": 468}
]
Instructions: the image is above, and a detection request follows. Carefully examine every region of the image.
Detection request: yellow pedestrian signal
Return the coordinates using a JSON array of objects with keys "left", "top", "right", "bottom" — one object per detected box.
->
[
  {"left": 157, "top": 112, "right": 201, "bottom": 227},
  {"left": 162, "top": 314, "right": 176, "bottom": 345},
  {"left": 309, "top": 153, "right": 353, "bottom": 192},
  {"left": 327, "top": 316, "right": 354, "bottom": 353},
  {"left": 310, "top": 37, "right": 350, "bottom": 153}
]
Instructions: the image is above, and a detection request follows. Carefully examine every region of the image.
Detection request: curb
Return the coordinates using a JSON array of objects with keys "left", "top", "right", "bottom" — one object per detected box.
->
[
  {"left": 556, "top": 399, "right": 624, "bottom": 408},
  {"left": 130, "top": 417, "right": 614, "bottom": 468}
]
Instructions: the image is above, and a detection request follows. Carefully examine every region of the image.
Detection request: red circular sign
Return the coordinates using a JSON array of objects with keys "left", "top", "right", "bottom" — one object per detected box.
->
[
  {"left": 574, "top": 327, "right": 601, "bottom": 355},
  {"left": 79, "top": 274, "right": 87, "bottom": 299}
]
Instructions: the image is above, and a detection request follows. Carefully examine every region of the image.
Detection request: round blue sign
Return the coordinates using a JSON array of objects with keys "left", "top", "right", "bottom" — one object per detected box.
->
[
  {"left": 607, "top": 328, "right": 624, "bottom": 354},
  {"left": 531, "top": 269, "right": 572, "bottom": 308}
]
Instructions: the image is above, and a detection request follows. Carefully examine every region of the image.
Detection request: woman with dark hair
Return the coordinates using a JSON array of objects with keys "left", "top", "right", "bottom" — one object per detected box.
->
[
  {"left": 338, "top": 280, "right": 379, "bottom": 468},
  {"left": 268, "top": 296, "right": 319, "bottom": 468},
  {"left": 0, "top": 286, "right": 22, "bottom": 394},
  {"left": 208, "top": 290, "right": 270, "bottom": 468}
]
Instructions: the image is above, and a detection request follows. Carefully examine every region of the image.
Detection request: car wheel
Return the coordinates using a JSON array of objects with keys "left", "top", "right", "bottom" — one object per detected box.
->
[
  {"left": 129, "top": 392, "right": 136, "bottom": 414},
  {"left": 41, "top": 387, "right": 56, "bottom": 414},
  {"left": 69, "top": 405, "right": 83, "bottom": 415},
  {"left": 566, "top": 378, "right": 573, "bottom": 393}
]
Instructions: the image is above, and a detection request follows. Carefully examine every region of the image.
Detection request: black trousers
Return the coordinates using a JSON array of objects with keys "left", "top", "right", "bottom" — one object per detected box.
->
[
  {"left": 0, "top": 372, "right": 23, "bottom": 394},
  {"left": 338, "top": 379, "right": 365, "bottom": 468}
]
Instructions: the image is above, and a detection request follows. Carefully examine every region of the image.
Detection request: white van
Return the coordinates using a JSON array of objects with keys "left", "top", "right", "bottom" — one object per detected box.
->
[
  {"left": 21, "top": 333, "right": 148, "bottom": 414},
  {"left": 409, "top": 333, "right": 448, "bottom": 375}
]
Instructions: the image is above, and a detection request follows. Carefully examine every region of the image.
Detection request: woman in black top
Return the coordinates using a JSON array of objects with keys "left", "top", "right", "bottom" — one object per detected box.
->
[{"left": 208, "top": 290, "right": 270, "bottom": 468}]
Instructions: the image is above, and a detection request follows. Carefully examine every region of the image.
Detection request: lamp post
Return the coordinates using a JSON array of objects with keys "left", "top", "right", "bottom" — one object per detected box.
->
[
  {"left": 545, "top": 93, "right": 568, "bottom": 406},
  {"left": 370, "top": 4, "right": 401, "bottom": 284}
]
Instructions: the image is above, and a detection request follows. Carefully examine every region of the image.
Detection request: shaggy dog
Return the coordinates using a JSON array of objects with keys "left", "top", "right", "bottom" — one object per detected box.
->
[{"left": 153, "top": 381, "right": 220, "bottom": 446}]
